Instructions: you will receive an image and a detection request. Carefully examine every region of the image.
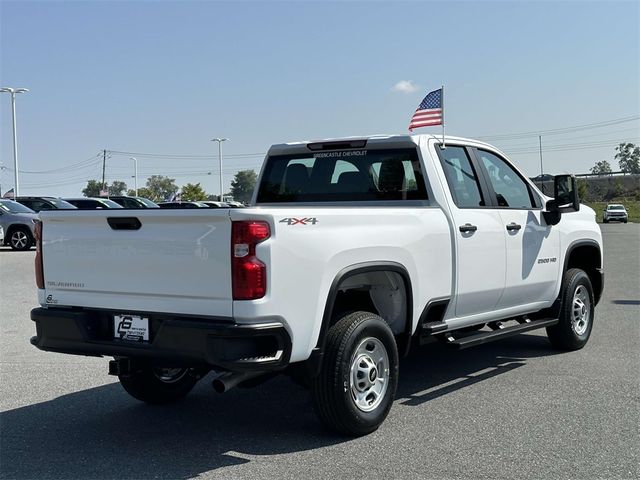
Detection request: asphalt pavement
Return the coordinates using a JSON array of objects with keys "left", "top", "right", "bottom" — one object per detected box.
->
[{"left": 1, "top": 224, "right": 638, "bottom": 479}]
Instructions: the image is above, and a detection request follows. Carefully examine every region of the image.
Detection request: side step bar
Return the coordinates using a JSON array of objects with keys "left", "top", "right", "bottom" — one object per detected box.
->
[{"left": 443, "top": 317, "right": 559, "bottom": 350}]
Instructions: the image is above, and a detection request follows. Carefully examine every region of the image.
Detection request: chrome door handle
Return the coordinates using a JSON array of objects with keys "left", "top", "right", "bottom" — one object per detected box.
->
[{"left": 459, "top": 223, "right": 478, "bottom": 233}]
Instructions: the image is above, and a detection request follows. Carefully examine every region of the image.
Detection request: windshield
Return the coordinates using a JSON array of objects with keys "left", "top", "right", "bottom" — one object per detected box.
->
[
  {"left": 137, "top": 197, "right": 160, "bottom": 208},
  {"left": 100, "top": 199, "right": 124, "bottom": 208},
  {"left": 256, "top": 147, "right": 428, "bottom": 203},
  {"left": 608, "top": 205, "right": 625, "bottom": 210},
  {"left": 49, "top": 198, "right": 77, "bottom": 209},
  {"left": 0, "top": 199, "right": 35, "bottom": 214}
]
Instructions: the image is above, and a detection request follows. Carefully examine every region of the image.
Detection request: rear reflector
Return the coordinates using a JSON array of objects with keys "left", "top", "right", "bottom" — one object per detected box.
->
[
  {"left": 232, "top": 221, "right": 270, "bottom": 300},
  {"left": 34, "top": 220, "right": 44, "bottom": 289}
]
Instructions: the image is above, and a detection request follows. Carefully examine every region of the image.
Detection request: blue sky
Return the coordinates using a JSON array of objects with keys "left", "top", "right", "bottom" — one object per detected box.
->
[{"left": 1, "top": 0, "right": 638, "bottom": 198}]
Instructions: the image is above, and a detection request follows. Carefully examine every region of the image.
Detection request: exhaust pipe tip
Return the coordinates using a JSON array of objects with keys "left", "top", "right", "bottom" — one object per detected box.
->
[
  {"left": 212, "top": 378, "right": 227, "bottom": 394},
  {"left": 211, "top": 371, "right": 263, "bottom": 393}
]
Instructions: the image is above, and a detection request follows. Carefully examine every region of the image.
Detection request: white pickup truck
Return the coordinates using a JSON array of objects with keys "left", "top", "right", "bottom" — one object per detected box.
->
[{"left": 31, "top": 134, "right": 603, "bottom": 436}]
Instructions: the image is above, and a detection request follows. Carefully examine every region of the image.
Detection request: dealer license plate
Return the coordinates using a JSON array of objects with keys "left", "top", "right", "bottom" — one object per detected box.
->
[{"left": 114, "top": 314, "right": 149, "bottom": 342}]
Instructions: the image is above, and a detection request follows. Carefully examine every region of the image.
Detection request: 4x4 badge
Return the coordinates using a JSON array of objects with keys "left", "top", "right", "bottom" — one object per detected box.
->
[{"left": 279, "top": 217, "right": 318, "bottom": 226}]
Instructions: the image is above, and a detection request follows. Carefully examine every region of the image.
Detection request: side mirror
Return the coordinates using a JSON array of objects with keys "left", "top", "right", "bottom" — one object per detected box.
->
[
  {"left": 543, "top": 175, "right": 579, "bottom": 226},
  {"left": 554, "top": 174, "right": 580, "bottom": 212}
]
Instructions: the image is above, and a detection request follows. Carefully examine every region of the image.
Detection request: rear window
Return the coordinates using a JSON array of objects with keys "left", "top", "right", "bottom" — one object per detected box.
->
[{"left": 256, "top": 148, "right": 428, "bottom": 203}]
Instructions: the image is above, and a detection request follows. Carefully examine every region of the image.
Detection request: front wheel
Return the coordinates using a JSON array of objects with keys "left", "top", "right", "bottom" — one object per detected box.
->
[
  {"left": 311, "top": 311, "right": 399, "bottom": 436},
  {"left": 118, "top": 364, "right": 200, "bottom": 404},
  {"left": 546, "top": 268, "right": 594, "bottom": 350},
  {"left": 9, "top": 227, "right": 33, "bottom": 251}
]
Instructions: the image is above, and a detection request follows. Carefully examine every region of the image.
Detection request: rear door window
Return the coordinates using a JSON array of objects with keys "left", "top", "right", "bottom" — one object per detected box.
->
[{"left": 256, "top": 148, "right": 428, "bottom": 203}]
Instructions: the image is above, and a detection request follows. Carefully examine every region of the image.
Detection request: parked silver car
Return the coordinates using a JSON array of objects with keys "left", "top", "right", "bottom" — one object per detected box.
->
[{"left": 0, "top": 199, "right": 38, "bottom": 251}]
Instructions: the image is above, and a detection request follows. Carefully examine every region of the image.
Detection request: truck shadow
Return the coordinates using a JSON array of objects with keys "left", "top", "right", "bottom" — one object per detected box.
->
[
  {"left": 397, "top": 333, "right": 555, "bottom": 406},
  {"left": 0, "top": 333, "right": 558, "bottom": 479},
  {"left": 610, "top": 299, "right": 640, "bottom": 305}
]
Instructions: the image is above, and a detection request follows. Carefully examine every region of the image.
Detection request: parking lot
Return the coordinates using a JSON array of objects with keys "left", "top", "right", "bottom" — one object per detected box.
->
[{"left": 1, "top": 223, "right": 638, "bottom": 480}]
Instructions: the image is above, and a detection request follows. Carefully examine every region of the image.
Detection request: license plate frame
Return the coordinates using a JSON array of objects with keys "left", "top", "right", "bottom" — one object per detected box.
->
[{"left": 114, "top": 314, "right": 150, "bottom": 342}]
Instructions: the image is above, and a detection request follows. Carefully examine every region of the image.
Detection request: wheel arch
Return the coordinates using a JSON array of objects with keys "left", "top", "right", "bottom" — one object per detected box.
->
[
  {"left": 315, "top": 261, "right": 414, "bottom": 357},
  {"left": 5, "top": 223, "right": 34, "bottom": 244},
  {"left": 564, "top": 239, "right": 603, "bottom": 305}
]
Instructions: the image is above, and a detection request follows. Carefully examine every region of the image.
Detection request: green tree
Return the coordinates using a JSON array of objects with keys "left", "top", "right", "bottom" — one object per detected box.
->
[
  {"left": 615, "top": 142, "right": 640, "bottom": 174},
  {"left": 109, "top": 181, "right": 128, "bottom": 196},
  {"left": 181, "top": 183, "right": 208, "bottom": 201},
  {"left": 145, "top": 175, "right": 178, "bottom": 202},
  {"left": 230, "top": 170, "right": 257, "bottom": 204},
  {"left": 613, "top": 178, "right": 624, "bottom": 197},
  {"left": 577, "top": 179, "right": 589, "bottom": 200},
  {"left": 133, "top": 187, "right": 154, "bottom": 200},
  {"left": 82, "top": 179, "right": 103, "bottom": 197},
  {"left": 590, "top": 160, "right": 612, "bottom": 175}
]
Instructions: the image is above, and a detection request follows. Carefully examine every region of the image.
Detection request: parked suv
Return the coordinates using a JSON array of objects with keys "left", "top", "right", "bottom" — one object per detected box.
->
[
  {"left": 15, "top": 196, "right": 77, "bottom": 212},
  {"left": 100, "top": 196, "right": 159, "bottom": 208},
  {"left": 0, "top": 199, "right": 37, "bottom": 251},
  {"left": 63, "top": 198, "right": 123, "bottom": 209},
  {"left": 603, "top": 204, "right": 628, "bottom": 223}
]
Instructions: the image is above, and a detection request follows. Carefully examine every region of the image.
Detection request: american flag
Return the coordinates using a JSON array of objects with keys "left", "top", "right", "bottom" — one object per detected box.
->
[{"left": 408, "top": 88, "right": 443, "bottom": 131}]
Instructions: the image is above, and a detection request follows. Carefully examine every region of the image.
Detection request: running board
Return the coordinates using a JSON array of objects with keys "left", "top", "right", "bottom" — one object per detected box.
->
[{"left": 443, "top": 318, "right": 559, "bottom": 350}]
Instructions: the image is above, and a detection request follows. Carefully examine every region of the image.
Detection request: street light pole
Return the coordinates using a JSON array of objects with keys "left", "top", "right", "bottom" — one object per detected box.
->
[
  {"left": 0, "top": 87, "right": 29, "bottom": 197},
  {"left": 539, "top": 135, "right": 544, "bottom": 194},
  {"left": 131, "top": 157, "right": 138, "bottom": 196},
  {"left": 211, "top": 138, "right": 228, "bottom": 201}
]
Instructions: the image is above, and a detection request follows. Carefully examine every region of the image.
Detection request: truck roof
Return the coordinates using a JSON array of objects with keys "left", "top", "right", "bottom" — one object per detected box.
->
[{"left": 269, "top": 134, "right": 499, "bottom": 155}]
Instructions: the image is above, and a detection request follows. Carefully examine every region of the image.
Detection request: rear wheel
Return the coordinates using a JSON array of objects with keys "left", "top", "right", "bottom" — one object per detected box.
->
[
  {"left": 118, "top": 364, "right": 200, "bottom": 404},
  {"left": 311, "top": 311, "right": 399, "bottom": 436},
  {"left": 546, "top": 268, "right": 594, "bottom": 350},
  {"left": 9, "top": 227, "right": 32, "bottom": 251}
]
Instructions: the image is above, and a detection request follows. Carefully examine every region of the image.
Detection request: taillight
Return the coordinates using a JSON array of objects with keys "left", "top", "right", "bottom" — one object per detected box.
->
[
  {"left": 232, "top": 221, "right": 270, "bottom": 300},
  {"left": 34, "top": 220, "right": 44, "bottom": 289}
]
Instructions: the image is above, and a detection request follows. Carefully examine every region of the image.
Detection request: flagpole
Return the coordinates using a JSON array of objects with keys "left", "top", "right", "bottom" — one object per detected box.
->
[{"left": 441, "top": 84, "right": 446, "bottom": 149}]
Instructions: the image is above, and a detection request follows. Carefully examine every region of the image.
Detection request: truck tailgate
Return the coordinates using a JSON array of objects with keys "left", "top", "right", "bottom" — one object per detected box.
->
[{"left": 40, "top": 210, "right": 233, "bottom": 317}]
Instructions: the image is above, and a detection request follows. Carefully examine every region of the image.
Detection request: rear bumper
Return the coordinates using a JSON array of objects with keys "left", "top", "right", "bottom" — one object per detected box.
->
[{"left": 30, "top": 307, "right": 291, "bottom": 372}]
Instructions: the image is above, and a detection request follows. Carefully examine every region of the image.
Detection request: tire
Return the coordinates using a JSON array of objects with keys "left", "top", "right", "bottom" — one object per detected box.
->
[
  {"left": 9, "top": 227, "right": 33, "bottom": 251},
  {"left": 546, "top": 268, "right": 594, "bottom": 351},
  {"left": 311, "top": 311, "right": 399, "bottom": 436},
  {"left": 118, "top": 364, "right": 200, "bottom": 404}
]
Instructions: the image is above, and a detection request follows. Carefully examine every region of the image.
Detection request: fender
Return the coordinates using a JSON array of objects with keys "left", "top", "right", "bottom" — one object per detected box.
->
[
  {"left": 304, "top": 261, "right": 413, "bottom": 375},
  {"left": 563, "top": 239, "right": 604, "bottom": 305}
]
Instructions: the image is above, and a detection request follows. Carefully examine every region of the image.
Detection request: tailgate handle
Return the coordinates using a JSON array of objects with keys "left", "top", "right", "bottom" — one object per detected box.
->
[{"left": 107, "top": 217, "right": 142, "bottom": 230}]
